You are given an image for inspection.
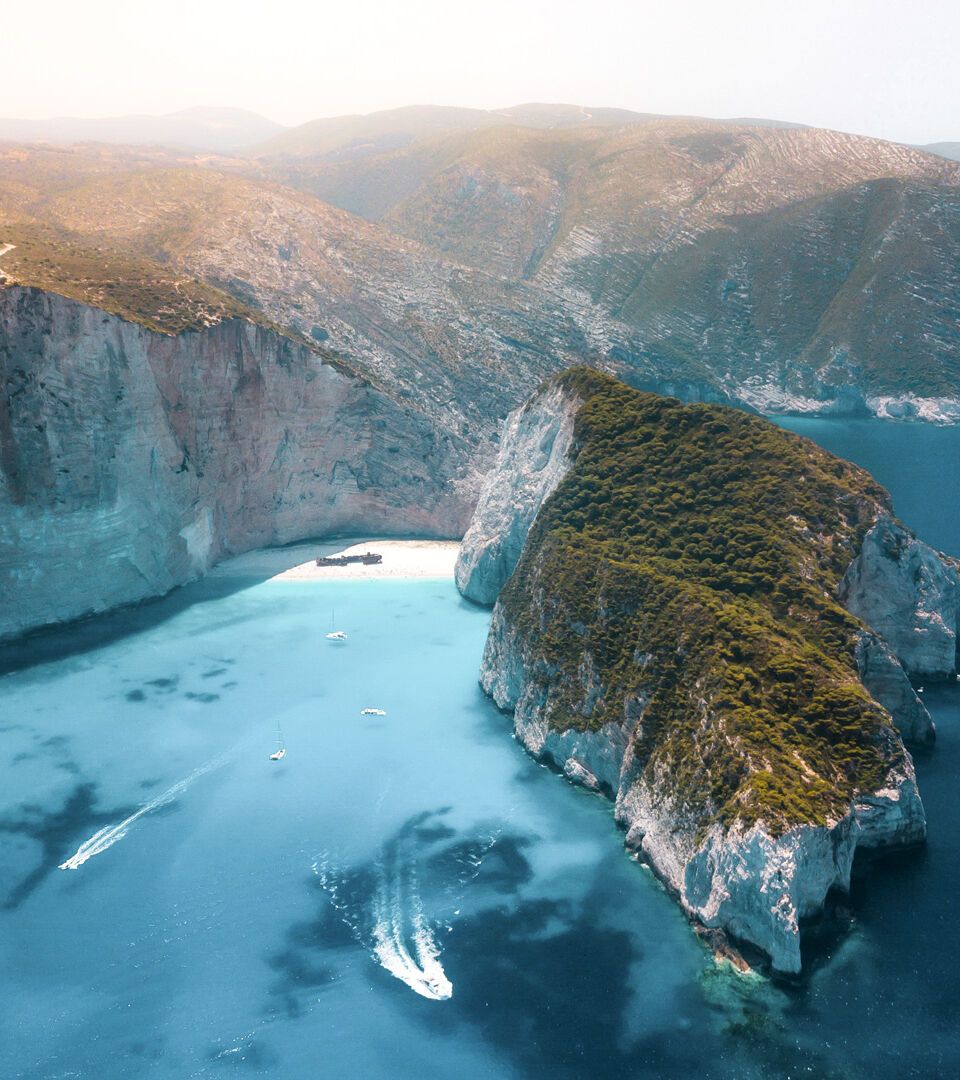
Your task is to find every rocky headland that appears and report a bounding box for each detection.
[457,368,960,974]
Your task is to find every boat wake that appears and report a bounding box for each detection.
[371,856,453,1001]
[58,755,227,870]
[309,809,514,1002]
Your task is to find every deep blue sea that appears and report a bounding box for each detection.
[1,418,958,1080]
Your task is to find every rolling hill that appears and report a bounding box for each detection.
[3,107,960,426]
[263,119,960,413]
[0,152,723,451]
[0,107,284,153]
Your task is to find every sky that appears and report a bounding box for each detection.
[2,0,958,144]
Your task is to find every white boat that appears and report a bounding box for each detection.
[326,610,347,641]
[361,708,387,716]
[269,720,286,761]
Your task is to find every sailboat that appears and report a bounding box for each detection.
[325,608,347,642]
[269,719,286,761]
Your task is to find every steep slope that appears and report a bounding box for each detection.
[297,120,960,417]
[5,117,960,426]
[0,286,473,642]
[6,164,725,446]
[458,369,960,972]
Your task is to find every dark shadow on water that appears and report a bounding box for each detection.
[145,676,179,691]
[265,945,339,1020]
[266,810,536,1020]
[266,867,375,1017]
[0,533,460,678]
[428,834,534,895]
[0,578,257,678]
[0,783,138,909]
[264,808,747,1077]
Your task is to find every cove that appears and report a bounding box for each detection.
[0,415,958,1078]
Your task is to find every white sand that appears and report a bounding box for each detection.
[209,539,460,581]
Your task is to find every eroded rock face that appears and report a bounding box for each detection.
[0,287,475,641]
[481,602,926,975]
[455,380,581,604]
[840,514,960,681]
[854,631,936,744]
[464,372,945,974]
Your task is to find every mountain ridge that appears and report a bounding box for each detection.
[3,111,960,423]
[0,107,284,153]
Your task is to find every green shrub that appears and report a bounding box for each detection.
[501,369,901,834]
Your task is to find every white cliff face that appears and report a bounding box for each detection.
[840,514,960,681]
[468,378,941,975]
[480,607,926,975]
[854,631,935,744]
[0,287,475,641]
[454,381,581,604]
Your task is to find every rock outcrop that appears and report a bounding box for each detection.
[840,514,960,681]
[854,632,936,745]
[455,380,580,604]
[481,594,926,976]
[462,369,952,975]
[0,286,475,641]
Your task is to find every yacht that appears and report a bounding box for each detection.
[269,720,286,761]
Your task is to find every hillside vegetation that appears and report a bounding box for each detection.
[501,369,902,833]
[263,119,960,403]
[3,109,960,421]
[0,152,721,445]
[0,223,268,334]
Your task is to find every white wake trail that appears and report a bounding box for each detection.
[371,851,452,1001]
[59,755,227,870]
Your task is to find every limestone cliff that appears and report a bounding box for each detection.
[455,380,581,604]
[461,369,954,974]
[0,286,474,641]
[840,514,960,681]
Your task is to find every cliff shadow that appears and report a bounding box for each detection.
[0,533,456,677]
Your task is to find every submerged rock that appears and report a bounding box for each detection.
[464,368,952,974]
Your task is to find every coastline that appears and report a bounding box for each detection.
[208,538,460,581]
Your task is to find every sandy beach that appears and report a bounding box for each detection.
[209,538,460,581]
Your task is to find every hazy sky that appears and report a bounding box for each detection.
[4,0,958,143]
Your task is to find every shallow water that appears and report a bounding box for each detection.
[0,418,958,1079]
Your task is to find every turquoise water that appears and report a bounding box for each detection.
[1,418,959,1079]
